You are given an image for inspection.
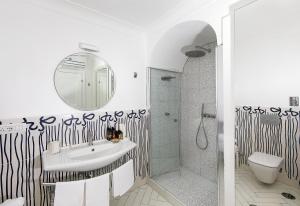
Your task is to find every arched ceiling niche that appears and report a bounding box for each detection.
[149,20,217,72]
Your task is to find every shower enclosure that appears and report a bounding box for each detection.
[148,25,219,206]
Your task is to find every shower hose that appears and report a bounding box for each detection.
[195,103,209,150]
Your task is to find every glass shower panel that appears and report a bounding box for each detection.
[150,68,181,177]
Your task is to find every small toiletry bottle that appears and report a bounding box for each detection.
[106,127,112,141]
[111,127,116,139]
[48,141,60,154]
[119,124,126,137]
[115,130,119,139]
[118,130,123,139]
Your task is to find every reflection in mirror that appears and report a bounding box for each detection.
[54,52,115,111]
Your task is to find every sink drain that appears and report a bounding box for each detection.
[282,192,296,200]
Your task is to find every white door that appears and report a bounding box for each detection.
[55,69,85,108]
[96,69,108,107]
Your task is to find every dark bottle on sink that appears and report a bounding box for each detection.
[111,127,116,139]
[116,130,123,139]
[106,127,113,141]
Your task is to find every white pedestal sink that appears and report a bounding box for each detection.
[42,138,136,172]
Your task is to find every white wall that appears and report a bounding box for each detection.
[232,0,300,107]
[0,0,146,119]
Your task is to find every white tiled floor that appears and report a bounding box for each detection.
[111,184,173,206]
[236,166,300,206]
[152,168,217,206]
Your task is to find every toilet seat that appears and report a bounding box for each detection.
[248,152,283,168]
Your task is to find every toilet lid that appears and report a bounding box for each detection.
[248,152,283,168]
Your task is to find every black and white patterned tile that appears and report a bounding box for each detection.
[0,109,149,206]
[235,106,300,186]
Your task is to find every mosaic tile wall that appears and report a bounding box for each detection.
[180,43,217,182]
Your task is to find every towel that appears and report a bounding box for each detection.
[0,197,25,206]
[54,180,85,206]
[112,159,134,197]
[85,174,110,206]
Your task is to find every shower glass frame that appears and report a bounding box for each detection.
[216,45,224,206]
[147,67,182,177]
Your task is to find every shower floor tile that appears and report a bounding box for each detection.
[152,167,218,206]
[236,166,300,206]
[111,184,173,206]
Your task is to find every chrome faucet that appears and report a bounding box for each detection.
[87,134,94,146]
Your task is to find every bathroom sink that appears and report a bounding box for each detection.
[42,138,136,172]
[67,142,122,161]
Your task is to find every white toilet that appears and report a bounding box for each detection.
[248,152,283,184]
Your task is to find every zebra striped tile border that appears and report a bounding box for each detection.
[0,109,149,206]
[235,106,300,185]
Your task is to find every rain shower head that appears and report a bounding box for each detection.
[181,45,211,58]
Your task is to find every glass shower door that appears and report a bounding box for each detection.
[150,68,181,177]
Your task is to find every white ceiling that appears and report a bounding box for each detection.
[67,0,186,28]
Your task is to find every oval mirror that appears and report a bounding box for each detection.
[54,52,115,111]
